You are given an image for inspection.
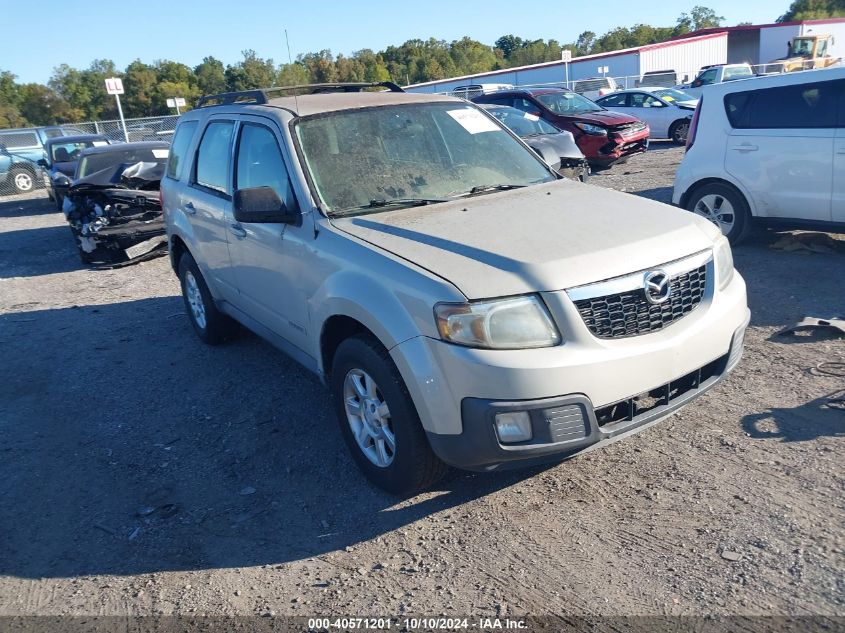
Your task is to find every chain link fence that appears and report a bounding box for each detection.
[61,114,180,143]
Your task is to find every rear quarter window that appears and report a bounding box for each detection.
[166,120,199,180]
[724,79,841,129]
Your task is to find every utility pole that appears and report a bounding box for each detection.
[105,77,128,142]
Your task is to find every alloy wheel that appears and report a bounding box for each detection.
[343,368,395,467]
[694,193,735,236]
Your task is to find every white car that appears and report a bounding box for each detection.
[571,76,620,101]
[673,67,845,244]
[678,64,756,99]
[596,87,698,144]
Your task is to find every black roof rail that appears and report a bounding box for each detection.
[196,82,404,108]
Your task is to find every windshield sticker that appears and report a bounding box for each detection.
[92,141,109,146]
[152,149,169,159]
[447,109,500,134]
[523,113,540,121]
[662,96,675,102]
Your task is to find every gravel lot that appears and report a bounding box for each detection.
[1,144,843,624]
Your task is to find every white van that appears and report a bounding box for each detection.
[673,67,845,244]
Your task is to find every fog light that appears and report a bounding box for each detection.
[495,411,533,443]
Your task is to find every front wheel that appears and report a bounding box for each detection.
[10,169,34,194]
[669,119,690,145]
[330,334,448,495]
[686,182,751,245]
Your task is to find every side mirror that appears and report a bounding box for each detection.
[37,158,48,168]
[233,186,299,224]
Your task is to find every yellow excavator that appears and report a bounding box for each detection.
[764,34,838,73]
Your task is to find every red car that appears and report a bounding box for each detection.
[473,87,649,168]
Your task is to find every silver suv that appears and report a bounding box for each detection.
[162,83,750,494]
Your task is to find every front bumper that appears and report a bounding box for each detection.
[427,318,746,471]
[390,270,749,470]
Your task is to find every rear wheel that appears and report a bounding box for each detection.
[330,334,448,495]
[686,182,751,245]
[669,119,690,145]
[178,252,236,345]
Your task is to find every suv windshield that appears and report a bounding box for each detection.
[534,91,603,115]
[486,106,561,136]
[294,103,554,215]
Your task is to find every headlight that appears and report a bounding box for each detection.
[574,122,607,136]
[713,236,734,290]
[434,295,561,349]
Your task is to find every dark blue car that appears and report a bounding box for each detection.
[40,134,111,209]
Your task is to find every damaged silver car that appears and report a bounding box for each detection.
[478,104,590,181]
[63,141,170,266]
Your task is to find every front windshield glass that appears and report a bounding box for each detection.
[294,103,554,215]
[487,107,561,136]
[78,148,169,178]
[535,91,603,115]
[653,88,697,102]
[792,38,814,56]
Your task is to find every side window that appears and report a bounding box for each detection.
[599,93,628,107]
[630,93,661,108]
[43,128,63,139]
[194,121,234,195]
[725,80,839,129]
[235,124,298,211]
[698,69,718,86]
[166,120,198,180]
[512,98,537,112]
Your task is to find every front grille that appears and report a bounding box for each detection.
[574,265,707,339]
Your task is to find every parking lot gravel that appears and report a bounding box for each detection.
[0,144,843,621]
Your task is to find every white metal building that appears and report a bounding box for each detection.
[405,33,727,93]
[404,18,845,94]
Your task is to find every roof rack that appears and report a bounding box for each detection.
[196,82,405,108]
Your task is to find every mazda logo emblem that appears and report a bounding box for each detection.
[644,270,671,305]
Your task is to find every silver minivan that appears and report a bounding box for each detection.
[163,83,749,494]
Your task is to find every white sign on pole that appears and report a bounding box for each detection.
[561,50,572,62]
[175,97,186,107]
[104,77,124,95]
[597,66,609,75]
[166,98,176,108]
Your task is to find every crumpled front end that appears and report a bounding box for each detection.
[63,162,167,266]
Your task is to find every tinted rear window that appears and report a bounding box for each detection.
[724,79,841,129]
[166,120,198,180]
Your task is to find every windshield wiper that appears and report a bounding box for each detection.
[452,184,527,198]
[331,197,450,217]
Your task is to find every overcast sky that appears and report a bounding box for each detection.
[5,0,784,84]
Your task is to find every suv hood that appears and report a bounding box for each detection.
[332,180,717,299]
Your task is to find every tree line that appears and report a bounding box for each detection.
[1,1,840,128]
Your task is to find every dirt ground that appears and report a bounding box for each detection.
[0,144,843,625]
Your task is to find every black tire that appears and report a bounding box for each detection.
[9,168,34,194]
[177,252,236,345]
[330,334,448,495]
[686,182,752,245]
[669,119,690,145]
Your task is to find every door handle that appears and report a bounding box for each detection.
[230,223,247,238]
[184,201,196,215]
[731,144,758,152]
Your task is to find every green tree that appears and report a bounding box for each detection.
[17,83,75,125]
[278,62,311,86]
[778,0,845,20]
[494,35,524,59]
[225,50,277,91]
[575,31,596,55]
[676,5,724,32]
[123,60,158,117]
[299,50,339,83]
[194,56,226,96]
